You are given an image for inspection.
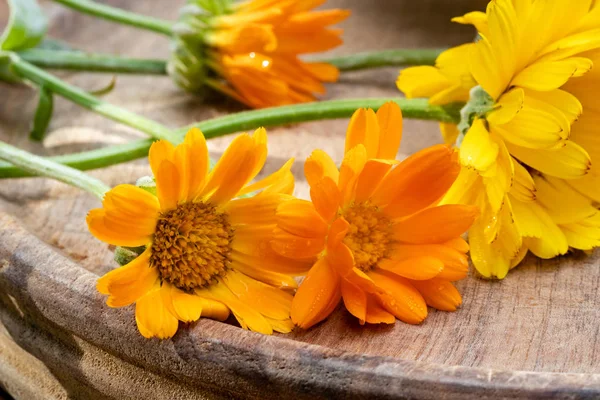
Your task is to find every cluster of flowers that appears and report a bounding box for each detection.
[398,0,600,278]
[89,102,477,338]
[87,0,600,338]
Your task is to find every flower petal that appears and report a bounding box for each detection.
[344,108,380,159]
[410,279,462,311]
[310,176,341,221]
[291,257,341,329]
[275,198,328,238]
[369,271,428,324]
[341,279,367,324]
[135,283,179,339]
[87,185,160,247]
[376,101,403,159]
[377,257,444,280]
[155,160,181,211]
[373,144,460,218]
[304,149,339,188]
[392,204,479,244]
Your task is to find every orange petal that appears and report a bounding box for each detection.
[338,144,367,205]
[344,108,380,159]
[354,159,394,203]
[301,61,339,82]
[204,280,273,334]
[291,258,341,329]
[369,271,428,324]
[230,259,298,289]
[365,294,396,324]
[224,192,289,226]
[389,244,468,281]
[238,158,295,196]
[304,149,339,188]
[204,129,267,204]
[271,226,326,259]
[341,279,367,324]
[135,283,179,339]
[376,102,403,159]
[97,248,158,308]
[310,176,341,221]
[221,270,293,321]
[274,28,343,54]
[410,279,462,311]
[87,185,159,247]
[183,128,209,200]
[372,144,460,217]
[392,204,479,244]
[155,160,181,211]
[377,257,444,280]
[148,140,175,178]
[276,198,328,238]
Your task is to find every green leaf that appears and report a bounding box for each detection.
[0,0,48,51]
[29,85,54,141]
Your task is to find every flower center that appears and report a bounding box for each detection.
[341,202,393,272]
[150,202,233,291]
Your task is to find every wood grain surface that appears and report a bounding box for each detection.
[2,0,600,399]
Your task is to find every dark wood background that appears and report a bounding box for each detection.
[2,1,600,398]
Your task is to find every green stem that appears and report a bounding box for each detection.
[18,48,441,75]
[325,49,441,70]
[8,53,181,144]
[0,140,109,198]
[52,0,173,36]
[0,98,462,178]
[18,49,167,74]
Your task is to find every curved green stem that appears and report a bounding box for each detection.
[0,98,462,178]
[18,48,441,75]
[52,0,173,36]
[0,140,109,198]
[8,54,181,144]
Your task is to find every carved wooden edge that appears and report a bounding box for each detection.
[1,212,599,400]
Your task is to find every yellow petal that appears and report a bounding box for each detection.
[169,285,204,323]
[487,88,524,126]
[511,57,593,91]
[135,283,179,339]
[275,198,328,238]
[183,128,210,200]
[460,118,499,172]
[452,11,489,37]
[440,123,460,146]
[224,192,289,226]
[148,140,175,179]
[205,280,273,334]
[506,140,591,179]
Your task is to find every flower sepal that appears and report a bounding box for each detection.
[456,85,494,146]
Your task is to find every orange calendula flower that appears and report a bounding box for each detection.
[271,102,479,329]
[87,128,303,338]
[169,0,350,108]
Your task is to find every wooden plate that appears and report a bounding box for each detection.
[1,1,599,399]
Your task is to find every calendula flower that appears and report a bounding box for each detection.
[168,0,349,108]
[271,102,478,329]
[87,127,304,338]
[398,0,600,278]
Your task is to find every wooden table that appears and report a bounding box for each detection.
[2,1,599,399]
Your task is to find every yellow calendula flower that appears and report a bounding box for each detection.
[87,128,305,338]
[271,102,478,329]
[398,0,600,278]
[169,0,349,108]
